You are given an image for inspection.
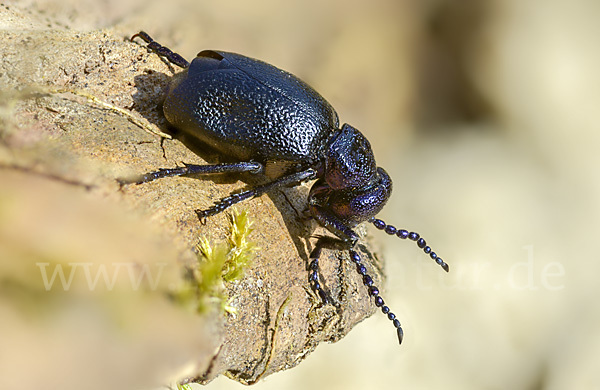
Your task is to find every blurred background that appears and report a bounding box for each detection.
[7,0,600,388]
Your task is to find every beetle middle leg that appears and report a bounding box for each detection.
[195,168,317,222]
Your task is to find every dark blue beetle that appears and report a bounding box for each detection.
[131,31,449,345]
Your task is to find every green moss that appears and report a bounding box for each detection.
[222,208,258,282]
[171,209,258,314]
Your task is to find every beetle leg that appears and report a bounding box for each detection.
[309,204,360,246]
[131,31,190,69]
[125,161,264,185]
[195,168,317,222]
[307,244,331,304]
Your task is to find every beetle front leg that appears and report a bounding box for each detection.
[308,204,360,246]
[307,243,332,304]
[306,235,357,304]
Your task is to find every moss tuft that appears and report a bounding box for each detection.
[171,209,258,314]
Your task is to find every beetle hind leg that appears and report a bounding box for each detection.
[131,31,190,69]
[119,161,264,186]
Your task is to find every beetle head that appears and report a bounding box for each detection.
[309,166,393,231]
[309,124,392,233]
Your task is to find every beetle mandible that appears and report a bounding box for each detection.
[130,31,449,345]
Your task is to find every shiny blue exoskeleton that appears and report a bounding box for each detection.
[131,31,449,345]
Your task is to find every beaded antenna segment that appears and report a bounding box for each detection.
[371,218,449,272]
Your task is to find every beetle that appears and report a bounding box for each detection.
[130,31,449,344]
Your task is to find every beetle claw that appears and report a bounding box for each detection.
[195,209,208,225]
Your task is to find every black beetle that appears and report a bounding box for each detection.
[130,31,449,345]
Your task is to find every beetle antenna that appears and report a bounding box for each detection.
[370,218,449,272]
[349,249,404,344]
[309,243,404,344]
